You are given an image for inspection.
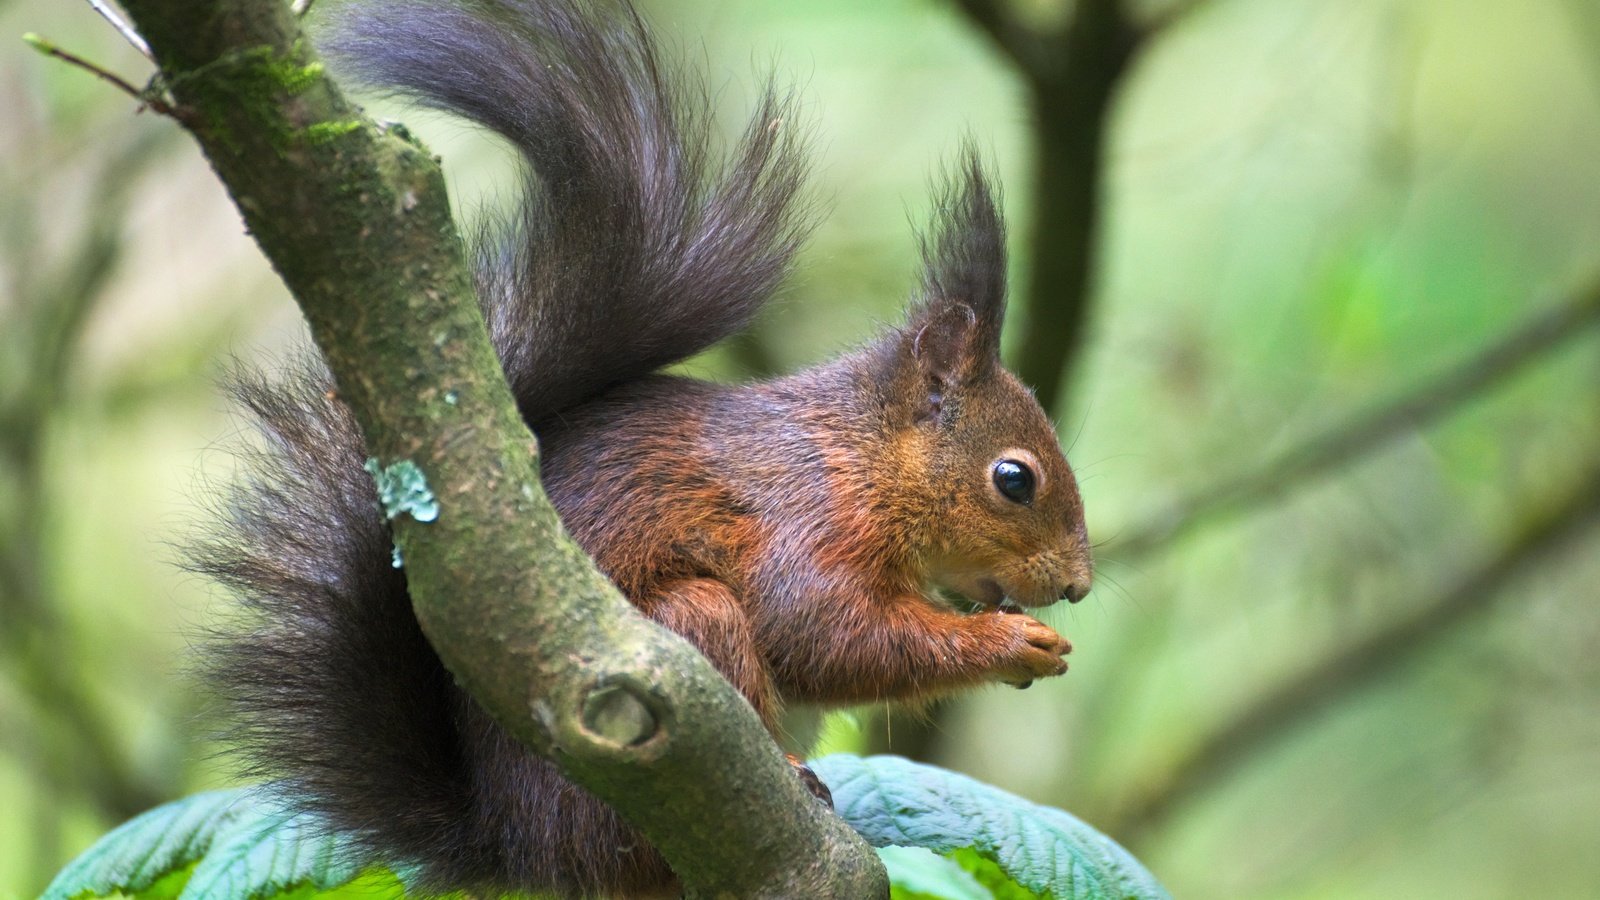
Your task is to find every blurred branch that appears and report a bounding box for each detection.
[951,0,1057,76]
[0,127,176,853]
[953,0,1220,415]
[950,0,1142,417]
[1110,281,1600,560]
[1106,462,1600,844]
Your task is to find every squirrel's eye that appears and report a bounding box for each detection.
[992,459,1036,505]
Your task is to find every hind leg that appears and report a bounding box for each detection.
[643,578,779,729]
[644,580,828,804]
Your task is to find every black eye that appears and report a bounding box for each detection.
[992,459,1036,505]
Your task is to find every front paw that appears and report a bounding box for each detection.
[990,613,1071,687]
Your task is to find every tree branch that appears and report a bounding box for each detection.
[1105,462,1600,844]
[108,1,884,895]
[1111,281,1600,560]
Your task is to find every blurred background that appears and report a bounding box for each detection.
[4,0,1599,897]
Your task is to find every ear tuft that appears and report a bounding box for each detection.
[905,144,1007,385]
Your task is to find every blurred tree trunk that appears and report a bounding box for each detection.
[871,0,1180,764]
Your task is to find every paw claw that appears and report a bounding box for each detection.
[786,753,834,808]
[993,615,1072,684]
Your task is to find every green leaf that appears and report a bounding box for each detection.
[42,787,389,900]
[880,845,994,900]
[179,799,364,898]
[948,848,1044,900]
[814,754,1170,900]
[43,789,252,900]
[95,862,198,900]
[56,759,1163,900]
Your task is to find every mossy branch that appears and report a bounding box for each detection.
[106,1,884,896]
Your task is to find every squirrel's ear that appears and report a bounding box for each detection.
[906,301,979,411]
[879,147,1007,424]
[898,147,1006,408]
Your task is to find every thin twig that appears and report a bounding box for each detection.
[22,34,182,120]
[1112,281,1600,560]
[86,0,152,59]
[1106,463,1600,844]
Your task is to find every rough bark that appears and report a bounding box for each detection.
[114,1,885,895]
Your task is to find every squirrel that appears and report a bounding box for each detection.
[193,0,1093,897]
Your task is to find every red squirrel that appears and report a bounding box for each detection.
[195,0,1092,896]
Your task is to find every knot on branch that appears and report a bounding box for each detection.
[551,673,672,762]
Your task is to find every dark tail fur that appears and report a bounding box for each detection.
[324,0,811,423]
[193,0,812,894]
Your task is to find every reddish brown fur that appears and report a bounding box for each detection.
[539,320,1091,725]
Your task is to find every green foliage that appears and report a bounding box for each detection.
[46,756,1167,900]
[946,848,1046,900]
[814,755,1170,900]
[42,790,240,900]
[41,788,382,900]
[882,846,992,900]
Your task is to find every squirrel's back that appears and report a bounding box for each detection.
[194,0,812,895]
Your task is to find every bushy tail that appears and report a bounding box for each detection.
[324,0,813,422]
[193,0,812,893]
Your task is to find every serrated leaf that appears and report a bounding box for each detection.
[254,868,408,899]
[43,787,388,900]
[43,790,252,900]
[814,755,1170,900]
[880,845,994,900]
[177,797,365,899]
[948,848,1043,900]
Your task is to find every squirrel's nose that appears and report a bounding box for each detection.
[1061,581,1089,604]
